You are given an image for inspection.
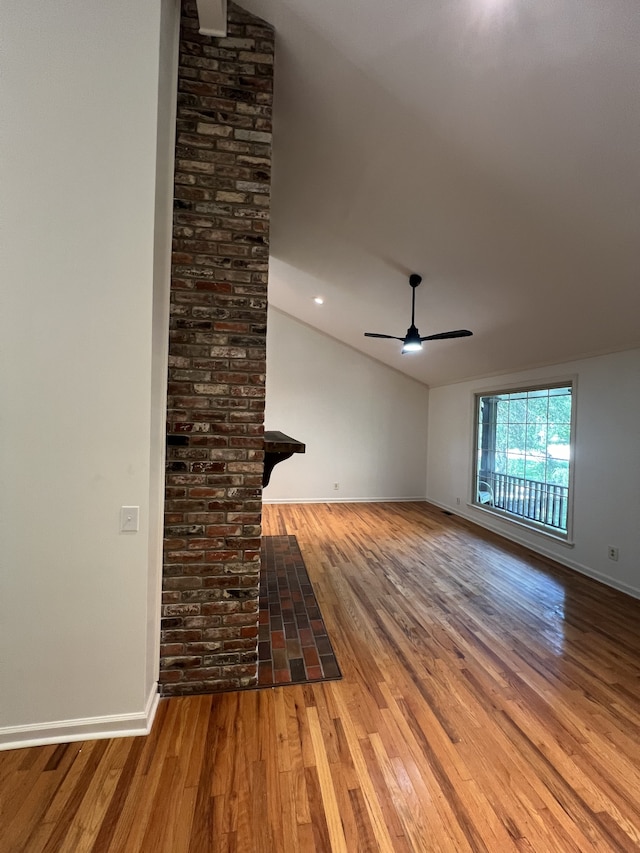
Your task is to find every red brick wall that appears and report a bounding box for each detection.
[161,1,273,695]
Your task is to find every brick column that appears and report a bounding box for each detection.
[161,0,273,695]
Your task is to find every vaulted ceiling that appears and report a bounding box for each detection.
[238,0,640,386]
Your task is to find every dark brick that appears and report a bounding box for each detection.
[161,0,271,696]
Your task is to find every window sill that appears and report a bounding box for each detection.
[469,501,575,547]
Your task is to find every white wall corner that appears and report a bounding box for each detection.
[0,685,160,752]
[196,0,227,36]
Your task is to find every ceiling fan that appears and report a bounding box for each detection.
[364,274,473,354]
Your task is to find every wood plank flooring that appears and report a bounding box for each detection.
[2,501,640,852]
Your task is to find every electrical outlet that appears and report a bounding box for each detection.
[333,482,339,490]
[607,546,619,561]
[456,497,461,505]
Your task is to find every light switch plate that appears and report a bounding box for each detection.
[120,506,140,532]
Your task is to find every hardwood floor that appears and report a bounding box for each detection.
[2,501,640,852]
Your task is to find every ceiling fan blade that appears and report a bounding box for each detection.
[364,332,404,340]
[420,329,473,341]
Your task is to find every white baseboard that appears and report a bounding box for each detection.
[0,683,160,752]
[428,498,640,601]
[262,496,427,505]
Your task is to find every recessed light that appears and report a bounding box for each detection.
[313,296,324,305]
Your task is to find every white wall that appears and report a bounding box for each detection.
[427,349,640,598]
[0,0,179,748]
[264,308,429,502]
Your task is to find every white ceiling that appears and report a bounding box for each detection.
[240,0,640,386]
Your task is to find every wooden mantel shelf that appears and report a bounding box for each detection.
[263,431,305,487]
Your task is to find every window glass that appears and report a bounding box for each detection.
[474,383,573,536]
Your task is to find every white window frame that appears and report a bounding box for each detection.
[471,378,576,543]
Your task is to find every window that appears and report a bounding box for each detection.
[473,383,574,537]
